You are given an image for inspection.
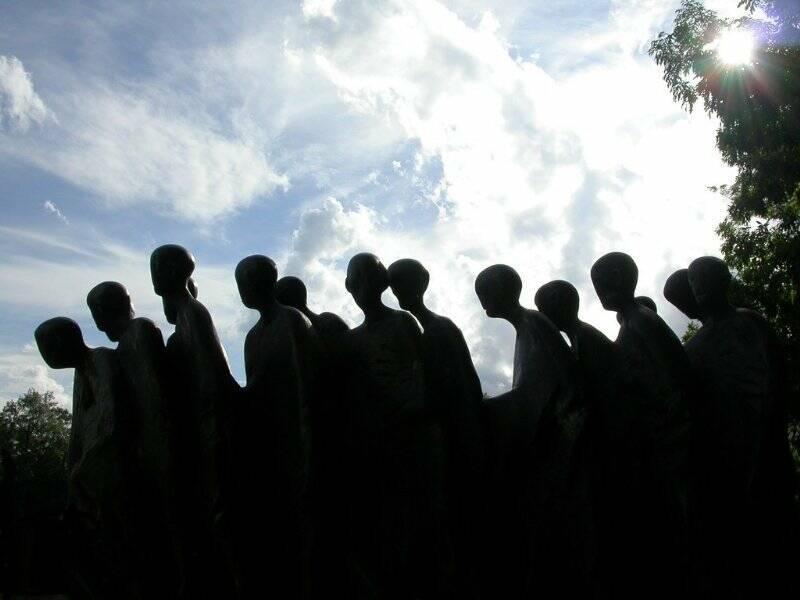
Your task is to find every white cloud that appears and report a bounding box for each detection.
[274,0,733,389]
[43,200,69,224]
[303,0,340,21]
[0,344,70,407]
[0,0,739,394]
[0,55,49,132]
[8,87,288,223]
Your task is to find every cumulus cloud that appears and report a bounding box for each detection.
[0,0,739,394]
[271,0,734,388]
[0,344,70,407]
[0,55,49,132]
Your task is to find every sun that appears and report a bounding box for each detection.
[714,29,754,65]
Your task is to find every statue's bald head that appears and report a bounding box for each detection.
[346,253,389,309]
[236,255,278,310]
[535,280,578,332]
[475,264,522,319]
[664,268,704,321]
[35,317,87,369]
[150,244,195,296]
[591,252,638,312]
[276,276,307,311]
[87,282,133,342]
[388,258,429,311]
[688,256,731,314]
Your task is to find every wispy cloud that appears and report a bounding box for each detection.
[0,55,50,132]
[8,87,289,223]
[43,200,69,224]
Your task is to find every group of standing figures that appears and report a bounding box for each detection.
[33,245,797,600]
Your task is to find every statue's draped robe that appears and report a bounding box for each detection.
[165,298,239,598]
[116,318,181,597]
[240,305,319,599]
[483,309,590,598]
[610,306,691,600]
[419,314,486,598]
[346,310,449,599]
[686,309,797,597]
[68,348,138,597]
[303,311,351,599]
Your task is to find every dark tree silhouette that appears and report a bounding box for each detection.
[0,388,72,592]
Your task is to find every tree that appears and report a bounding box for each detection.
[0,389,71,518]
[1,389,72,591]
[650,1,800,413]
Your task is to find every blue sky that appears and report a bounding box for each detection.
[0,0,744,406]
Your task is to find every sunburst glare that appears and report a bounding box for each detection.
[714,29,754,65]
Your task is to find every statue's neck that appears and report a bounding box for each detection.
[408,302,434,329]
[507,304,526,330]
[300,304,317,322]
[618,298,639,321]
[257,298,280,321]
[169,288,193,308]
[564,320,579,346]
[117,316,134,338]
[362,299,391,323]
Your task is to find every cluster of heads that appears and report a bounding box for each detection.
[664,256,733,322]
[34,245,733,371]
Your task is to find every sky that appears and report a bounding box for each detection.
[0,0,747,407]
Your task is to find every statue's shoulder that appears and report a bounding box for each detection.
[394,308,422,335]
[318,311,349,334]
[578,320,611,342]
[628,305,676,345]
[91,345,117,363]
[425,313,463,344]
[525,307,554,330]
[127,317,163,342]
[186,297,214,323]
[429,312,457,330]
[282,304,312,331]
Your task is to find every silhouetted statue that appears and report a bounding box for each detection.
[534,279,619,593]
[475,266,589,599]
[235,256,318,599]
[591,252,690,600]
[150,244,239,599]
[34,317,138,598]
[275,275,350,599]
[664,269,705,322]
[344,252,449,599]
[87,281,182,597]
[388,258,486,598]
[686,256,797,597]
